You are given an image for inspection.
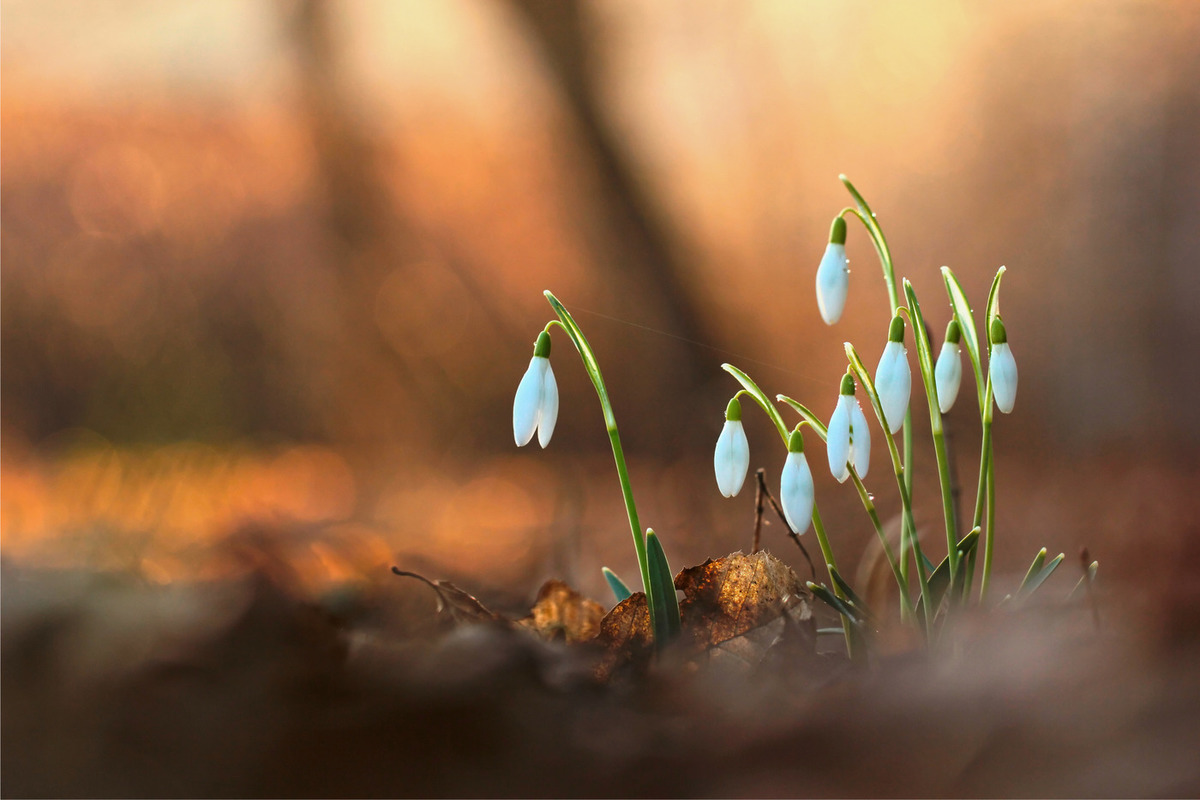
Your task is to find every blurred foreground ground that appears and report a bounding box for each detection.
[4,544,1200,797]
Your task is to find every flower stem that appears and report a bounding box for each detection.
[542,292,663,630]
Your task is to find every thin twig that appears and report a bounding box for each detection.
[752,469,766,553]
[754,468,817,580]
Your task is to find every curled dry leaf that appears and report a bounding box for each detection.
[518,580,606,643]
[676,550,815,666]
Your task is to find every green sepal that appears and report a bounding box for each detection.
[840,372,856,396]
[787,426,805,453]
[646,530,682,646]
[888,314,906,343]
[989,317,1008,345]
[533,330,552,358]
[829,215,847,245]
[724,396,743,422]
[944,319,961,345]
[602,567,632,604]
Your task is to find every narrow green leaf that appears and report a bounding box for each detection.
[916,528,980,617]
[940,267,985,412]
[776,395,828,441]
[984,266,1007,339]
[601,567,632,604]
[1067,560,1100,601]
[722,364,789,443]
[646,530,681,643]
[1018,552,1065,599]
[902,280,941,424]
[1019,547,1048,592]
[807,581,863,627]
[829,566,875,624]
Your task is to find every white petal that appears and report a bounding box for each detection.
[826,395,852,482]
[713,420,750,497]
[849,399,871,479]
[780,451,815,535]
[513,357,547,446]
[874,341,911,434]
[815,243,849,325]
[537,361,559,447]
[990,342,1018,414]
[935,341,962,413]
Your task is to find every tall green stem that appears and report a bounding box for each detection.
[902,282,960,590]
[840,176,916,601]
[542,293,654,614]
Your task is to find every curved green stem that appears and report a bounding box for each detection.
[543,292,654,619]
[902,282,960,591]
[843,344,932,633]
[776,393,911,616]
[840,175,916,609]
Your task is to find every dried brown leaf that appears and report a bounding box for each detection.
[391,568,507,627]
[518,580,606,643]
[676,550,815,663]
[592,592,653,680]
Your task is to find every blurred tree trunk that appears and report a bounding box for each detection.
[504,0,711,389]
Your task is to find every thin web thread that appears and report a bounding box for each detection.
[568,304,832,389]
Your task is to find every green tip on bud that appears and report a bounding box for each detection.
[724,396,742,422]
[839,372,856,395]
[533,330,552,358]
[829,216,847,245]
[887,314,906,343]
[944,319,961,344]
[989,317,1008,345]
[787,426,805,454]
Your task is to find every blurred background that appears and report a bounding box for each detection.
[4,0,1200,610]
[8,2,1200,796]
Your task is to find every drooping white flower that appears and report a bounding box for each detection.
[714,397,750,497]
[874,315,911,433]
[989,318,1018,414]
[815,217,849,325]
[513,331,559,447]
[934,319,963,413]
[827,373,870,482]
[849,395,871,478]
[780,427,815,535]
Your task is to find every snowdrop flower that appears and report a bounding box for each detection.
[513,331,559,447]
[714,397,750,497]
[934,319,963,413]
[780,426,815,535]
[815,216,849,325]
[826,373,871,483]
[989,318,1018,414]
[873,315,911,433]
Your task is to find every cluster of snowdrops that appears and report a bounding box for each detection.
[511,176,1088,656]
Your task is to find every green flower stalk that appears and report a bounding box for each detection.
[518,291,681,646]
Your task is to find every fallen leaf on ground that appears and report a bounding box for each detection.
[676,550,815,666]
[518,580,606,643]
